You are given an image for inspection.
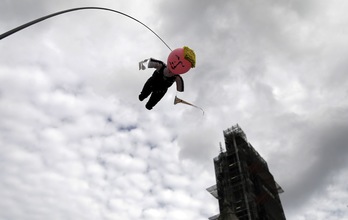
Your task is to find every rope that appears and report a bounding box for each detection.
[0,7,172,51]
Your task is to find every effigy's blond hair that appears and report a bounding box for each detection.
[183,46,196,68]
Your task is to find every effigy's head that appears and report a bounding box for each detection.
[167,46,196,75]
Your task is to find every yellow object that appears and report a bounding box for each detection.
[183,46,196,68]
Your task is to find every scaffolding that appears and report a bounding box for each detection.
[207,125,286,220]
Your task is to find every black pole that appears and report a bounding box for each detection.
[0,7,172,51]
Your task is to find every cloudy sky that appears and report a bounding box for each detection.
[1,0,348,219]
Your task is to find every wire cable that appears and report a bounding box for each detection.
[0,7,172,51]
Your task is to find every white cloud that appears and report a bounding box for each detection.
[1,0,348,220]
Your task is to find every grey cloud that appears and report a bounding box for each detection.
[284,118,348,208]
[1,0,348,220]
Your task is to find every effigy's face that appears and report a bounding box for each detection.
[167,48,191,74]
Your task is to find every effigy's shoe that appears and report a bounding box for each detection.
[139,94,146,101]
[145,103,153,110]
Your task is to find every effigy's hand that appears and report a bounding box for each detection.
[138,59,148,70]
